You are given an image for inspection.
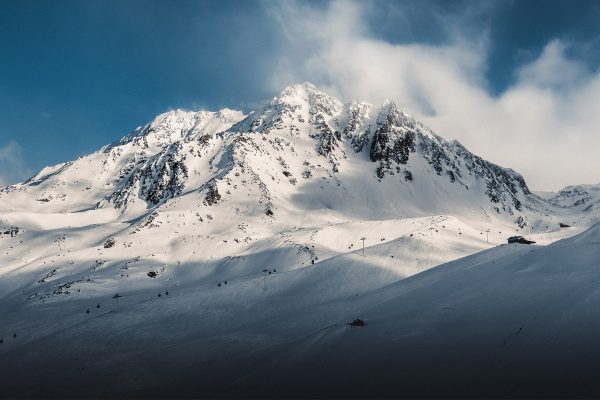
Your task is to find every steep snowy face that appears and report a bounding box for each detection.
[99,142,189,209]
[231,83,346,170]
[338,101,373,152]
[341,100,534,216]
[369,102,418,175]
[444,140,533,213]
[96,110,247,210]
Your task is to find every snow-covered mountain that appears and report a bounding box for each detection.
[1,83,598,398]
[547,183,600,213]
[1,83,550,221]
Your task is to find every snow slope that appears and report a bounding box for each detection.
[211,222,600,398]
[2,223,600,397]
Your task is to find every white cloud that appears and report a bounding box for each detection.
[0,141,32,186]
[265,0,600,191]
[516,40,590,90]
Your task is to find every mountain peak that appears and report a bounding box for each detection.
[274,82,342,112]
[118,108,244,148]
[232,83,342,134]
[278,82,320,97]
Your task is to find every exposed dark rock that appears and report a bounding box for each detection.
[370,104,416,177]
[203,180,221,206]
[103,142,189,209]
[343,102,372,152]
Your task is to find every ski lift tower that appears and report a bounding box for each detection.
[361,237,366,257]
[112,293,122,313]
[262,268,269,291]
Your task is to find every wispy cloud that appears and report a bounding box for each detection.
[0,141,32,186]
[264,0,600,191]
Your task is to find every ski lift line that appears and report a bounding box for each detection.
[16,215,454,319]
[358,215,449,255]
[24,215,450,306]
[210,217,446,285]
[129,215,450,296]
[109,243,376,303]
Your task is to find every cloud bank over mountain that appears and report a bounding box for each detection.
[265,0,600,191]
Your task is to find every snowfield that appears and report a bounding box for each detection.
[1,83,598,397]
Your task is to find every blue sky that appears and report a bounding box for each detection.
[2,0,600,189]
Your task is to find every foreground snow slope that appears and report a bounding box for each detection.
[0,216,490,397]
[219,222,600,398]
[2,223,600,397]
